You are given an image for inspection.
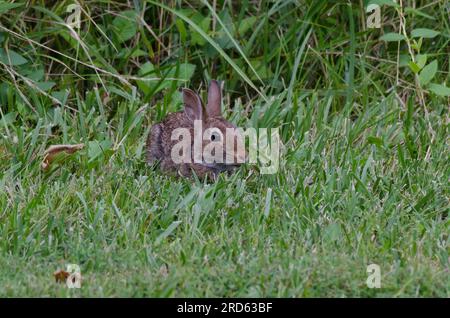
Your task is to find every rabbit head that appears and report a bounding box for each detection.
[180,80,246,174]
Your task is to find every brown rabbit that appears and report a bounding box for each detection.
[146,80,246,179]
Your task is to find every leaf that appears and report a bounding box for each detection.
[216,10,234,49]
[175,18,187,43]
[237,16,257,35]
[399,54,411,67]
[428,83,450,96]
[88,139,112,163]
[42,144,84,170]
[405,8,436,20]
[411,28,440,39]
[178,9,210,46]
[137,62,156,94]
[249,58,273,80]
[52,90,70,104]
[0,48,28,66]
[380,33,405,42]
[408,54,427,74]
[191,16,210,46]
[166,63,196,82]
[35,81,56,91]
[131,48,147,58]
[411,38,422,51]
[20,67,45,81]
[0,2,24,14]
[415,54,427,70]
[112,10,137,43]
[137,62,195,95]
[408,62,420,74]
[0,112,17,126]
[419,60,437,86]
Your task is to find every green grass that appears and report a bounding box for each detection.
[0,0,449,297]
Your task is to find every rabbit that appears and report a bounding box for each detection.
[146,80,246,179]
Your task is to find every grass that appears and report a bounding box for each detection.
[0,0,449,297]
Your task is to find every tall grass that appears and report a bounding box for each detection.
[0,0,448,296]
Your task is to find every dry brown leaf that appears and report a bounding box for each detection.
[53,269,69,283]
[41,143,84,170]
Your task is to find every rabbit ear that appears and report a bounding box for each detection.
[183,88,203,121]
[206,80,222,117]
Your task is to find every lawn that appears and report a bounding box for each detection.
[0,0,448,297]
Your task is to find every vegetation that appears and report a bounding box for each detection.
[0,0,448,296]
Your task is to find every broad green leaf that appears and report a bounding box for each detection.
[428,83,450,96]
[380,33,405,42]
[178,9,210,46]
[131,49,147,58]
[52,90,70,104]
[112,10,137,43]
[408,62,421,74]
[0,48,27,65]
[399,54,411,67]
[165,63,196,84]
[137,62,156,94]
[405,8,436,20]
[175,18,187,43]
[419,60,437,86]
[411,28,440,39]
[415,54,427,70]
[411,38,423,51]
[238,16,257,35]
[249,58,273,80]
[137,62,195,95]
[35,81,56,91]
[216,10,234,49]
[191,16,210,46]
[0,112,16,126]
[0,2,23,14]
[27,68,45,81]
[138,61,155,77]
[18,66,45,81]
[88,139,112,163]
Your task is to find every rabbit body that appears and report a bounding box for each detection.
[146,80,245,179]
